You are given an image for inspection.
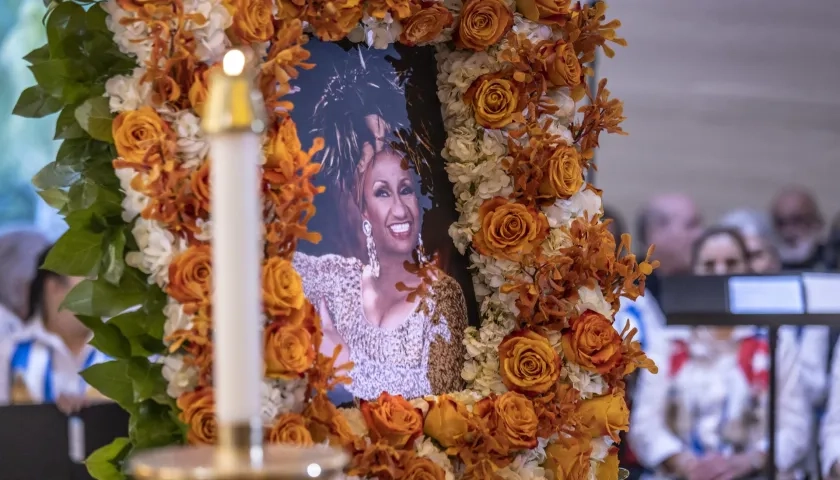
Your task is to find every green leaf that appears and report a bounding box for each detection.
[75,96,114,143]
[85,437,131,480]
[29,59,74,97]
[23,44,51,65]
[127,357,169,404]
[46,1,86,58]
[66,179,123,218]
[33,162,80,190]
[129,401,184,449]
[61,273,147,317]
[86,4,109,33]
[77,316,133,359]
[43,227,104,277]
[37,188,69,210]
[55,104,88,139]
[13,85,63,118]
[81,361,134,410]
[109,311,165,356]
[102,229,127,285]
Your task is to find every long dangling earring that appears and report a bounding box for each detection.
[363,219,380,278]
[416,233,429,264]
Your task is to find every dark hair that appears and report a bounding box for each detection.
[26,247,65,323]
[690,227,752,273]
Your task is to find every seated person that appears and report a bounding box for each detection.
[821,338,840,479]
[628,227,809,479]
[0,247,109,413]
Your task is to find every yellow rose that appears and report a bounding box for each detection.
[577,389,629,441]
[540,40,582,88]
[167,245,212,315]
[361,392,424,449]
[497,329,561,395]
[399,3,454,46]
[454,0,513,51]
[402,454,447,480]
[473,197,549,260]
[268,413,314,446]
[540,145,583,199]
[423,395,470,450]
[598,447,620,480]
[112,107,175,169]
[177,387,217,445]
[562,310,623,374]
[515,0,570,24]
[230,0,275,43]
[262,258,305,317]
[544,437,591,480]
[264,322,315,379]
[494,392,538,450]
[464,71,523,129]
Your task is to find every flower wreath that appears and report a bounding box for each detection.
[17,0,659,478]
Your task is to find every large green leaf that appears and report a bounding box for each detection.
[29,58,74,97]
[37,188,69,210]
[43,226,104,277]
[13,85,63,118]
[23,44,50,65]
[101,228,127,285]
[77,316,132,360]
[85,437,131,480]
[55,103,88,139]
[61,270,148,317]
[46,1,86,58]
[81,361,134,410]
[32,162,80,190]
[127,357,169,404]
[129,401,184,449]
[75,96,114,143]
[109,310,166,356]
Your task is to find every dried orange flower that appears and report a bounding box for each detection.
[229,0,275,43]
[260,20,314,112]
[264,321,316,379]
[267,412,314,446]
[399,2,453,46]
[177,386,217,444]
[498,330,561,395]
[304,393,362,448]
[167,245,212,315]
[360,392,424,449]
[575,387,629,441]
[188,64,218,116]
[112,107,177,174]
[262,258,305,317]
[307,0,364,41]
[276,0,308,19]
[544,435,592,479]
[474,392,539,450]
[189,160,211,214]
[423,395,470,452]
[348,442,403,480]
[515,0,569,25]
[473,197,549,261]
[565,1,626,63]
[462,458,501,480]
[464,70,525,129]
[401,454,447,480]
[562,310,622,374]
[366,0,414,21]
[573,79,627,158]
[538,40,582,89]
[506,132,583,207]
[454,0,513,51]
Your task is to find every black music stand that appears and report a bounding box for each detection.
[659,273,840,480]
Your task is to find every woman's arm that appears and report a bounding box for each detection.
[821,338,840,478]
[292,252,353,305]
[426,276,468,395]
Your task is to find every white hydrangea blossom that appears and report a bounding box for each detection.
[105,68,151,113]
[102,0,154,63]
[543,186,603,228]
[126,218,185,286]
[171,111,209,169]
[115,168,148,222]
[183,0,232,62]
[347,14,402,49]
[162,355,199,398]
[163,300,194,340]
[260,379,308,424]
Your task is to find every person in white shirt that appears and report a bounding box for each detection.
[0,229,50,337]
[820,338,840,479]
[629,227,809,479]
[0,247,109,413]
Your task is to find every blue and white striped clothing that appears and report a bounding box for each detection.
[0,320,109,405]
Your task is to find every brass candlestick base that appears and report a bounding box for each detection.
[129,423,349,480]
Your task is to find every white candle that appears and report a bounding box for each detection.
[207,49,263,426]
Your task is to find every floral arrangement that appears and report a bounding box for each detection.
[16,0,658,478]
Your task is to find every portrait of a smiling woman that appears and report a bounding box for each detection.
[290,40,474,401]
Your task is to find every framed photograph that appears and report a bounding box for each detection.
[290,40,478,402]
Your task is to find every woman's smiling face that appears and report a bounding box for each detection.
[361,149,420,258]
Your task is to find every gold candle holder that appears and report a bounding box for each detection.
[129,422,349,480]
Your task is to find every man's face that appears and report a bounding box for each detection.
[646,197,703,273]
[773,193,822,248]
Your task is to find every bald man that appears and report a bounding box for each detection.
[637,194,704,279]
[771,187,826,271]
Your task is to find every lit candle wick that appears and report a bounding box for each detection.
[223,49,246,76]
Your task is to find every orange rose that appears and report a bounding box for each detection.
[599,447,620,480]
[577,389,629,441]
[262,258,305,317]
[361,392,423,448]
[307,0,364,41]
[400,3,453,46]
[515,0,570,24]
[562,310,623,374]
[268,413,314,446]
[454,0,513,51]
[265,321,315,379]
[540,40,582,88]
[230,0,274,43]
[112,107,175,168]
[423,395,470,450]
[498,329,561,395]
[264,117,303,184]
[190,160,211,212]
[540,145,583,199]
[473,197,549,260]
[544,437,591,479]
[494,392,538,450]
[402,454,447,480]
[188,65,217,117]
[277,0,308,19]
[305,394,359,447]
[464,71,524,129]
[167,245,212,313]
[177,387,217,445]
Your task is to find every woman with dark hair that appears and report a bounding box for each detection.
[0,247,109,413]
[629,227,809,479]
[291,43,468,401]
